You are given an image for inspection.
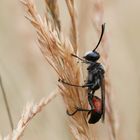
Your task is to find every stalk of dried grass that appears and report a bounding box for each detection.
[21,0,90,139]
[3,90,58,140]
[92,0,118,140]
[65,0,78,53]
[0,75,13,130]
[45,0,61,31]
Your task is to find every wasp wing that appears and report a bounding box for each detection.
[100,74,105,122]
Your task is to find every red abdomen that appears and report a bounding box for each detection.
[88,96,102,124]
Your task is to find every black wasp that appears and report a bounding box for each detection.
[59,24,105,124]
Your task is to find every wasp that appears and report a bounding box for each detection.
[59,24,105,124]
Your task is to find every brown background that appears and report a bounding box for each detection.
[0,0,140,140]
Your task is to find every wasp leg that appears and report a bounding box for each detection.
[58,79,84,87]
[88,92,95,110]
[66,93,95,116]
[67,106,94,116]
[66,107,91,116]
[66,109,79,116]
[58,78,94,88]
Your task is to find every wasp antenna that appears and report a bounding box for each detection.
[93,23,105,52]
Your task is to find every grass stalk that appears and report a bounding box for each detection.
[21,0,90,139]
[0,75,13,131]
[65,0,78,53]
[45,0,61,31]
[4,90,58,140]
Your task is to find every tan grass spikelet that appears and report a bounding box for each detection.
[21,0,90,139]
[65,0,78,53]
[4,90,58,140]
[45,0,61,31]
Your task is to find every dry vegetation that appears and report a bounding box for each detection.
[1,0,118,140]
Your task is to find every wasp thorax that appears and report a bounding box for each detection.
[83,51,100,62]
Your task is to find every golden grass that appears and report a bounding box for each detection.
[4,90,58,140]
[65,0,78,53]
[45,0,61,31]
[20,0,90,139]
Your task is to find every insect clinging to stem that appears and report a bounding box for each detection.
[59,23,106,124]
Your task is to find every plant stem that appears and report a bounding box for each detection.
[0,75,13,130]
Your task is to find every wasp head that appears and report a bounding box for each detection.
[83,23,105,62]
[83,51,100,62]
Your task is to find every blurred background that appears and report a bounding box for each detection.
[0,0,140,140]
